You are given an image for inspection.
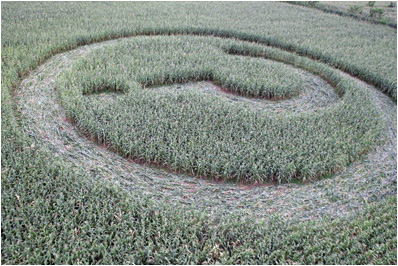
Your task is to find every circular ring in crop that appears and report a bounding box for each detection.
[17,35,395,220]
[54,35,386,184]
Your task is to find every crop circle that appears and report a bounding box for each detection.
[54,35,385,184]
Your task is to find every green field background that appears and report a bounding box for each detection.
[2,2,396,264]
